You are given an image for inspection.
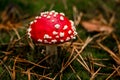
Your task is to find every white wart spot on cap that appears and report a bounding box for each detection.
[66,37,70,41]
[27,32,31,38]
[44,34,51,39]
[72,36,76,39]
[53,31,58,35]
[30,21,34,25]
[44,40,48,43]
[72,26,76,31]
[27,28,32,32]
[60,13,65,16]
[47,15,51,19]
[44,11,48,14]
[70,20,74,26]
[40,13,44,16]
[54,24,60,29]
[51,20,55,22]
[60,39,64,42]
[49,12,53,15]
[34,20,37,23]
[56,35,59,38]
[70,35,74,38]
[38,16,41,19]
[53,12,58,17]
[68,30,72,34]
[60,32,64,37]
[43,15,47,17]
[74,31,77,35]
[27,28,32,38]
[63,25,68,30]
[51,39,57,43]
[35,16,39,19]
[60,16,64,20]
[51,10,55,13]
[38,39,42,42]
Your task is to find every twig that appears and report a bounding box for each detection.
[11,55,19,80]
[12,27,21,40]
[60,37,93,73]
[113,65,120,76]
[106,66,120,80]
[0,60,12,79]
[90,67,101,80]
[73,6,83,26]
[97,42,120,65]
[21,71,53,80]
[75,51,90,73]
[70,65,81,80]
[112,33,120,55]
[15,58,49,69]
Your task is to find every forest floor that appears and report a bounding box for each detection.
[0,0,120,80]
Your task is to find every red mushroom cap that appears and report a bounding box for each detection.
[27,10,77,44]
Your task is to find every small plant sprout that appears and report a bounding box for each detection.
[27,10,77,65]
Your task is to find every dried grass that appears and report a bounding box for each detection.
[0,2,120,80]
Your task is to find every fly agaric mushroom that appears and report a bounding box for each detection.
[27,10,77,64]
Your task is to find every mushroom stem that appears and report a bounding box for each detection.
[46,45,58,65]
